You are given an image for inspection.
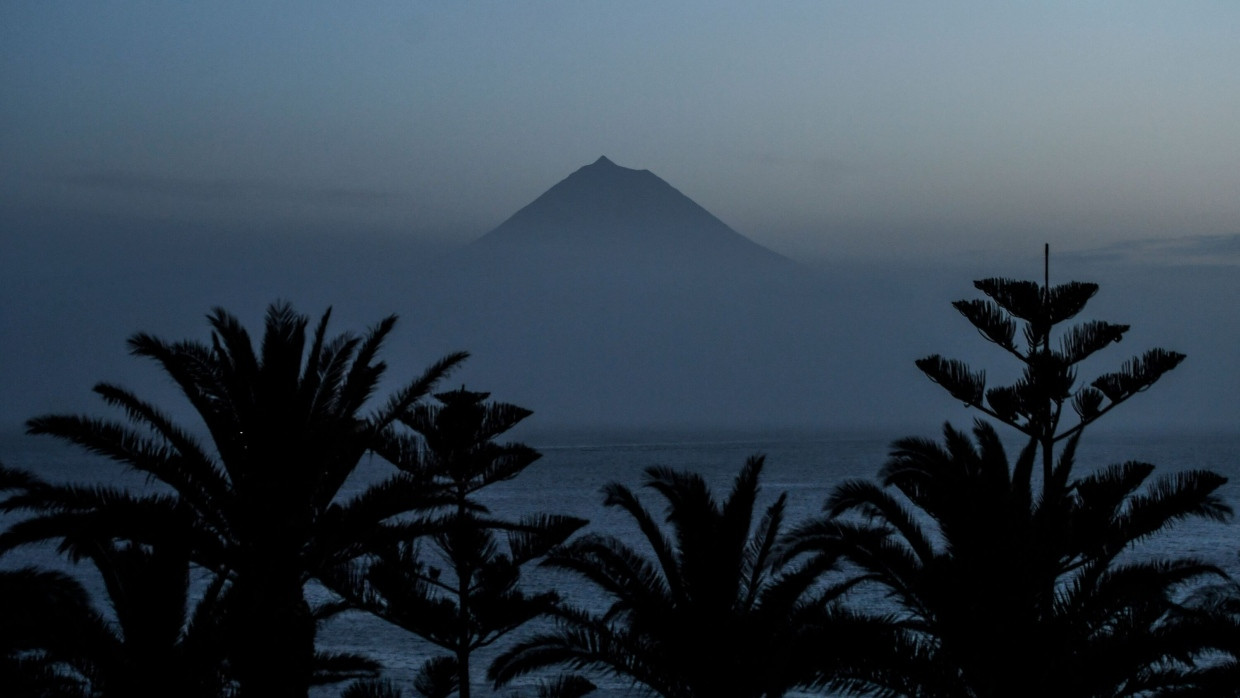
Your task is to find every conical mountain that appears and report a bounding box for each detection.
[400,156,879,430]
[471,156,794,272]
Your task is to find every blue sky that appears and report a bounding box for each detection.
[4,1,1239,263]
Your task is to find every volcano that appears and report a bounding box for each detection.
[403,156,896,431]
[473,156,790,269]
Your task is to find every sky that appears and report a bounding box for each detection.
[4,1,1240,263]
[1,2,1238,434]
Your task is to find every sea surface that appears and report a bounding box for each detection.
[3,427,1238,697]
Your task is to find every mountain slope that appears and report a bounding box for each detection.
[472,156,794,271]
[403,157,900,430]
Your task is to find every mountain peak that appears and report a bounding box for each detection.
[573,155,662,181]
[472,157,792,270]
[575,155,646,180]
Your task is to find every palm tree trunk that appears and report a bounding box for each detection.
[228,564,315,698]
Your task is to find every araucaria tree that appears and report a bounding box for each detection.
[330,387,586,698]
[916,265,1186,483]
[789,260,1234,697]
[1,303,467,698]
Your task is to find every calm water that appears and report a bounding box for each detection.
[3,427,1239,696]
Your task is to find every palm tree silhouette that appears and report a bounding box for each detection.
[0,532,228,697]
[1170,580,1240,695]
[489,455,885,698]
[788,421,1231,697]
[1,565,99,697]
[6,302,466,698]
[0,463,389,696]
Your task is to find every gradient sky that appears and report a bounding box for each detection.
[4,1,1239,263]
[2,1,1239,436]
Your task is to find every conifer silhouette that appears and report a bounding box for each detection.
[915,247,1186,483]
[788,251,1234,697]
[329,387,586,698]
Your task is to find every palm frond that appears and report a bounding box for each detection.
[534,673,597,698]
[721,455,765,574]
[257,301,310,394]
[826,479,935,566]
[311,650,382,685]
[489,605,681,698]
[26,414,179,476]
[412,655,459,698]
[370,350,470,431]
[1110,468,1231,547]
[127,331,233,431]
[505,514,589,565]
[740,492,786,610]
[544,534,673,613]
[308,334,363,418]
[600,482,682,597]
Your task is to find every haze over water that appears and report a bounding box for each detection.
[3,4,1237,438]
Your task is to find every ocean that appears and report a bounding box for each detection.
[3,427,1238,696]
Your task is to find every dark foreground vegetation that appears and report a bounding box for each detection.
[3,266,1239,697]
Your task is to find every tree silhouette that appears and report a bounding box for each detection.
[0,495,229,698]
[5,302,466,698]
[790,421,1231,697]
[1169,580,1240,695]
[788,262,1234,697]
[1,565,98,697]
[0,465,389,696]
[915,259,1185,484]
[342,673,597,698]
[490,456,886,698]
[329,387,586,698]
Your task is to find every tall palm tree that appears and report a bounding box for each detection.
[489,456,886,698]
[0,463,384,696]
[788,421,1231,697]
[3,302,467,698]
[0,534,228,697]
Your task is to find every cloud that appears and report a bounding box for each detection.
[1068,234,1240,267]
[54,172,403,208]
[740,151,859,180]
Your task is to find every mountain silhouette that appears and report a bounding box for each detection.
[399,156,897,431]
[473,156,791,270]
